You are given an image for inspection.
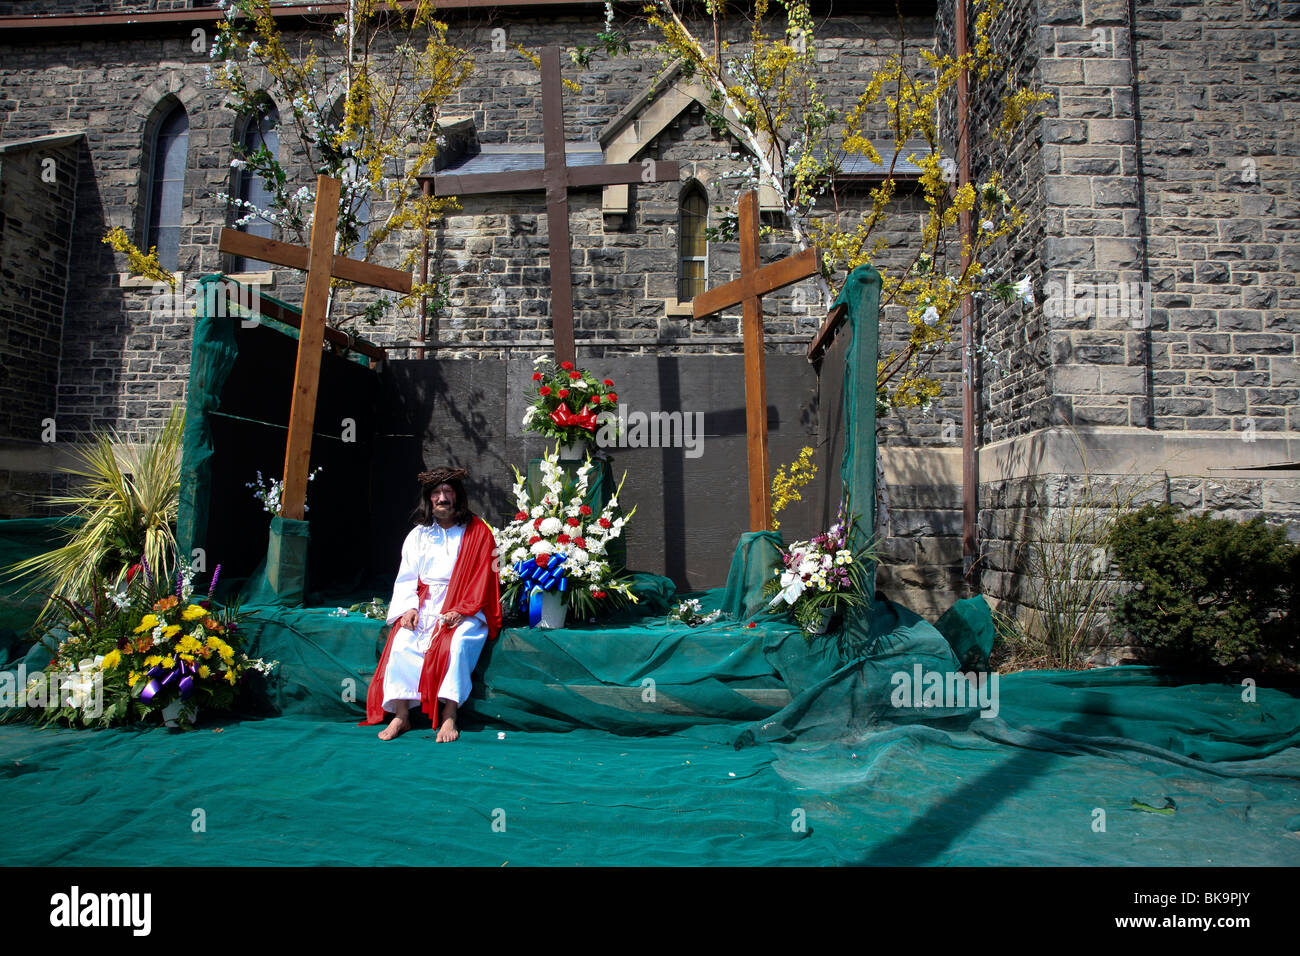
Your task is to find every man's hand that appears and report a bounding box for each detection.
[399,609,418,631]
[440,611,464,629]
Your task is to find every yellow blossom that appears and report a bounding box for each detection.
[101,649,122,671]
[198,665,211,680]
[128,671,141,688]
[162,625,181,639]
[134,614,160,634]
[182,604,207,621]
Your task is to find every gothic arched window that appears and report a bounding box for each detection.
[232,103,280,272]
[144,102,189,272]
[678,181,708,301]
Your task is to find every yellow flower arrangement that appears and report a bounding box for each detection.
[770,447,818,531]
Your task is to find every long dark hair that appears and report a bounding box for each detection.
[410,477,473,527]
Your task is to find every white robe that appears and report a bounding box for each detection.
[381,522,489,713]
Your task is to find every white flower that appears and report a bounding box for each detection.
[529,540,551,556]
[522,406,538,428]
[511,547,528,563]
[981,219,995,233]
[247,40,260,57]
[530,506,544,519]
[922,306,940,326]
[569,548,589,565]
[539,517,562,537]
[1014,275,1034,305]
[532,355,549,366]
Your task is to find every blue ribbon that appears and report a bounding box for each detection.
[514,554,568,626]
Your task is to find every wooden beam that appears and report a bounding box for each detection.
[807,303,848,363]
[737,192,771,532]
[280,175,340,521]
[691,247,819,318]
[219,229,412,293]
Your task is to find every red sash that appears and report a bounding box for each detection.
[361,516,501,725]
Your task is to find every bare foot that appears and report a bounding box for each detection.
[435,716,459,743]
[378,716,409,740]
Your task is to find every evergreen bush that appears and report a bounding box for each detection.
[1109,504,1299,669]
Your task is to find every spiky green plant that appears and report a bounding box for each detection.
[4,407,185,624]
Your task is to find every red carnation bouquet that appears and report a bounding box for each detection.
[521,357,619,446]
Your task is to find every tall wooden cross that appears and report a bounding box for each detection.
[428,46,680,366]
[692,190,819,532]
[219,174,412,520]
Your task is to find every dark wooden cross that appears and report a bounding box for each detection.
[219,173,412,520]
[692,190,820,532]
[427,45,680,366]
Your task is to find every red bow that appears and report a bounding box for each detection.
[549,405,599,432]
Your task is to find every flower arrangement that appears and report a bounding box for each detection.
[7,559,275,729]
[247,468,322,515]
[521,357,619,446]
[764,506,874,636]
[667,598,723,627]
[496,447,637,621]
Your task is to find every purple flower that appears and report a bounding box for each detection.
[209,563,222,598]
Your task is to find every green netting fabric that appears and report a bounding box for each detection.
[718,531,784,620]
[238,517,311,607]
[177,275,241,565]
[934,596,996,670]
[0,517,79,636]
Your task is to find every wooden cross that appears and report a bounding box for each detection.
[428,46,680,366]
[219,174,412,520]
[692,190,819,532]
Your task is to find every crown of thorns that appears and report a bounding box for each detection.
[417,467,468,487]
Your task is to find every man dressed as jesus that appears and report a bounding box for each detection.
[361,466,501,742]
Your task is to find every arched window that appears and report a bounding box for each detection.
[144,102,189,272]
[678,181,707,301]
[232,103,280,272]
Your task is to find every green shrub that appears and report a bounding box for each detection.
[1109,503,1299,669]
